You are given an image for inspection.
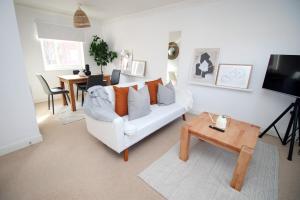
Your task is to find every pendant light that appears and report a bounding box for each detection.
[73,5,91,28]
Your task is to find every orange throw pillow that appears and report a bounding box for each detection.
[113,85,138,116]
[145,78,163,105]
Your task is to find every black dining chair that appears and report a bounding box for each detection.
[73,70,87,100]
[36,74,70,115]
[110,69,121,85]
[78,74,106,106]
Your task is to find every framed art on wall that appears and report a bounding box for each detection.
[130,60,146,77]
[190,48,220,85]
[120,49,133,74]
[216,64,252,89]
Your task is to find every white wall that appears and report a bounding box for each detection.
[15,5,104,102]
[0,0,42,156]
[101,0,300,136]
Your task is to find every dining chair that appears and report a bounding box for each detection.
[77,74,106,106]
[36,74,70,115]
[73,70,87,100]
[110,69,121,85]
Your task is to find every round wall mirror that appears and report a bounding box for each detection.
[168,42,179,60]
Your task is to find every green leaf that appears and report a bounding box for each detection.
[89,35,118,67]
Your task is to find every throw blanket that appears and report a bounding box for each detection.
[83,86,119,122]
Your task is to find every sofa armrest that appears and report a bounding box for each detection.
[85,115,126,153]
[175,87,193,111]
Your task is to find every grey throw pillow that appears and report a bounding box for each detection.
[128,85,151,120]
[157,81,175,105]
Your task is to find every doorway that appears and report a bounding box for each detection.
[167,31,181,85]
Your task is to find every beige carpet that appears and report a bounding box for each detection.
[0,101,299,200]
[139,140,278,200]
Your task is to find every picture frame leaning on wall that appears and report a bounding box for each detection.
[216,64,252,89]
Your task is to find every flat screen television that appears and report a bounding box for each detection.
[262,54,300,97]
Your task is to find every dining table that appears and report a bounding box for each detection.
[57,74,111,111]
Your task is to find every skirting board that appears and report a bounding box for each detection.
[0,134,43,156]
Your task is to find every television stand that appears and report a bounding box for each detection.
[259,98,300,161]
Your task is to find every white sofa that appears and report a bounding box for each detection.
[85,81,193,161]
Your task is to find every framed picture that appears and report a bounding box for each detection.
[120,49,133,74]
[216,64,252,89]
[130,60,146,77]
[190,48,220,85]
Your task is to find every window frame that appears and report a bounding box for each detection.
[40,38,85,71]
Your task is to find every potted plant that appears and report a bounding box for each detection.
[89,35,117,74]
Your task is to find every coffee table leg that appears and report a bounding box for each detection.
[230,146,253,191]
[179,125,191,161]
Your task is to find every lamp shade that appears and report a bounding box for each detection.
[73,7,91,28]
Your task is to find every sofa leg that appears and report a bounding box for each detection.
[123,149,129,161]
[182,114,186,121]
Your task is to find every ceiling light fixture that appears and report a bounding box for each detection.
[73,5,91,28]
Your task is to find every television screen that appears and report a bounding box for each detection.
[262,54,300,97]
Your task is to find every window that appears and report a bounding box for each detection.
[40,39,85,70]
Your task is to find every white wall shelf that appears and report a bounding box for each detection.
[189,82,253,93]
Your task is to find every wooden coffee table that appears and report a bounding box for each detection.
[179,112,260,191]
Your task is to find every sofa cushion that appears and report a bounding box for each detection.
[145,78,163,105]
[128,86,151,121]
[113,85,137,116]
[157,82,175,105]
[105,81,145,110]
[123,103,185,136]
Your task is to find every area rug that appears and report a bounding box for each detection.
[139,139,278,200]
[54,104,85,125]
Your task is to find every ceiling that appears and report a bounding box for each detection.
[14,0,185,21]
